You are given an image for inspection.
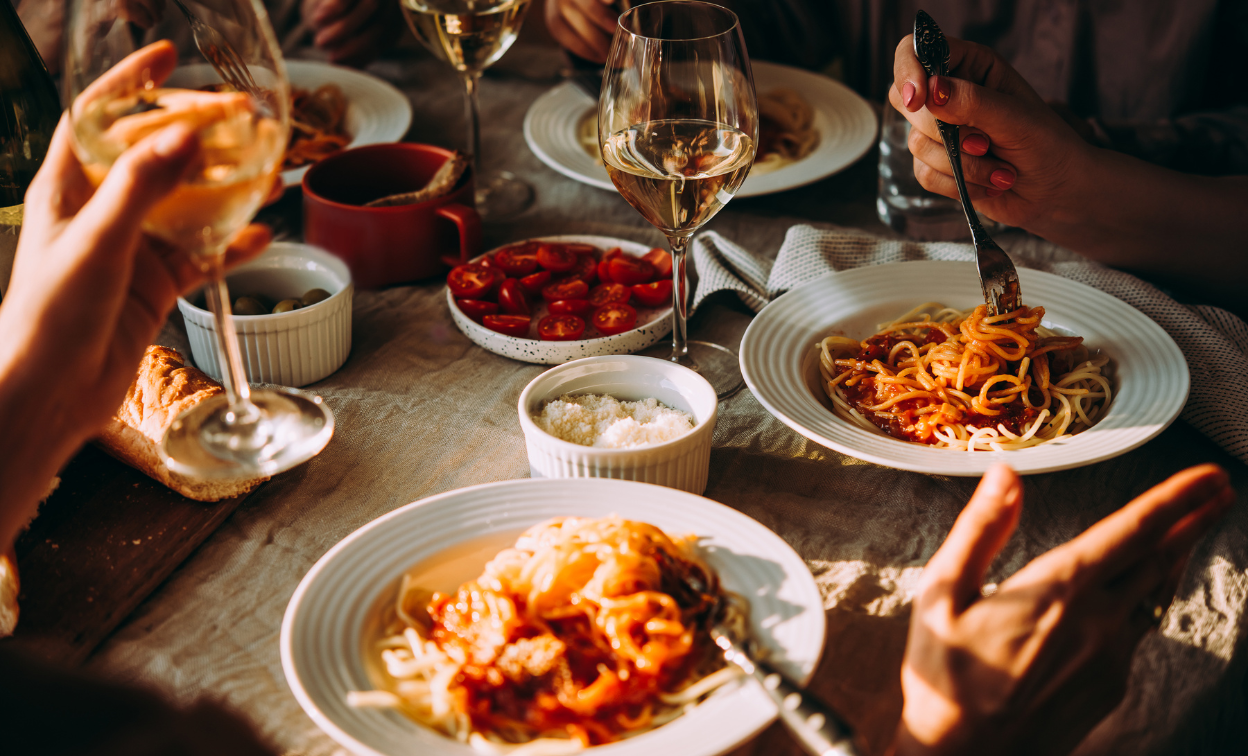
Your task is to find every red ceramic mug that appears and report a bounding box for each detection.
[302,143,482,288]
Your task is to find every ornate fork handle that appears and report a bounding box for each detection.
[933,120,992,242]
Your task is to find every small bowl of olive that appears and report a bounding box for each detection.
[177,242,353,387]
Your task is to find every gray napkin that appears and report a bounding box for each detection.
[691,224,1248,465]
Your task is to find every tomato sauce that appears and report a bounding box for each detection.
[840,334,1044,443]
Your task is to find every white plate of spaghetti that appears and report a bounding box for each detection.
[281,478,825,756]
[167,61,412,189]
[523,61,877,198]
[739,261,1189,476]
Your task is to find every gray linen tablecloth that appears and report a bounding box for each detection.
[82,45,1247,756]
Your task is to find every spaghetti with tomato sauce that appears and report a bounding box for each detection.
[347,517,745,752]
[818,303,1112,451]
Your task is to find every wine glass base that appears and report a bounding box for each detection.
[476,171,534,221]
[678,341,744,400]
[162,387,334,479]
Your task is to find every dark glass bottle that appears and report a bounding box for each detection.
[0,0,61,297]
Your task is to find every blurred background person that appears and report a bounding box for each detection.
[543,0,1248,175]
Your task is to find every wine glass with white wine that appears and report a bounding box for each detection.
[599,1,758,398]
[65,0,334,478]
[401,0,534,220]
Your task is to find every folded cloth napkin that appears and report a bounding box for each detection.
[692,224,1248,465]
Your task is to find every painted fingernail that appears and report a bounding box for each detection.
[986,187,1003,197]
[932,76,950,106]
[902,81,916,108]
[990,169,1015,189]
[963,134,989,155]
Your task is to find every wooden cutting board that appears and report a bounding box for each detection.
[2,445,255,665]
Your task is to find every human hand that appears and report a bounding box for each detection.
[0,43,273,546]
[892,463,1234,756]
[302,0,402,67]
[545,0,618,63]
[889,34,1096,232]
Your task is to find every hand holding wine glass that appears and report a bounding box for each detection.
[599,1,757,397]
[64,1,333,478]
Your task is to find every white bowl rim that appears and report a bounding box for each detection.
[517,355,717,456]
[178,241,353,321]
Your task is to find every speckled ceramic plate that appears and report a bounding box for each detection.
[523,61,877,197]
[447,235,673,365]
[281,477,825,756]
[740,261,1190,476]
[167,61,412,189]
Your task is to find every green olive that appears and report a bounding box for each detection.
[273,299,302,314]
[233,296,267,316]
[301,288,332,306]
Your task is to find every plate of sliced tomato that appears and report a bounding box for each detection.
[444,235,675,365]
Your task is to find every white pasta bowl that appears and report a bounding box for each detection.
[517,355,717,494]
[178,242,353,387]
[740,261,1190,475]
[281,477,825,756]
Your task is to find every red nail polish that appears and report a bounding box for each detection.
[990,169,1015,189]
[963,134,989,155]
[932,76,950,106]
[986,188,1003,197]
[902,81,915,108]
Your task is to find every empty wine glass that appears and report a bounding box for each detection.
[401,0,534,220]
[599,1,757,398]
[65,0,334,478]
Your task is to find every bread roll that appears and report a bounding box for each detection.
[0,546,17,637]
[96,346,268,501]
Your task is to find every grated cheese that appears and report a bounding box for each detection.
[533,393,694,449]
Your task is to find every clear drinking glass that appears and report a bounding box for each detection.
[401,0,534,219]
[599,1,757,398]
[65,0,333,478]
[876,103,969,240]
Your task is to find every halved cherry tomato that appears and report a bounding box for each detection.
[565,243,600,256]
[493,243,539,276]
[498,278,530,316]
[519,269,552,295]
[560,252,599,285]
[456,298,498,323]
[541,278,589,302]
[592,303,637,336]
[588,283,632,307]
[538,314,586,341]
[631,279,673,307]
[482,314,531,337]
[597,247,623,283]
[549,298,592,316]
[642,248,673,278]
[608,256,655,286]
[447,263,501,299]
[536,243,578,273]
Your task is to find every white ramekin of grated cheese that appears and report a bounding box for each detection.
[518,355,718,494]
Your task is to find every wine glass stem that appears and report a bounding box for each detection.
[668,234,694,367]
[203,259,261,426]
[460,71,482,187]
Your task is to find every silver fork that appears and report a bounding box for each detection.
[913,10,1021,316]
[171,0,262,97]
[683,571,861,756]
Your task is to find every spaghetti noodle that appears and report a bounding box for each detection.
[284,84,351,169]
[348,517,743,752]
[817,303,1111,451]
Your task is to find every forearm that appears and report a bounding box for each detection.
[0,322,89,550]
[1037,146,1248,314]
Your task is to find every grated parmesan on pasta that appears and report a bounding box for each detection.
[533,394,694,448]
